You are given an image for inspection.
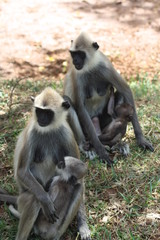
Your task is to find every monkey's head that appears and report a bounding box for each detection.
[115,103,134,122]
[56,156,88,183]
[31,87,70,131]
[69,32,99,71]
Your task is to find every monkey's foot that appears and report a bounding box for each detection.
[79,144,97,160]
[111,142,130,156]
[137,136,154,152]
[79,227,91,240]
[85,150,97,160]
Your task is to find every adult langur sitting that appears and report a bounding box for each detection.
[63,32,153,164]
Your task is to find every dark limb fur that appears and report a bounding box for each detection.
[76,99,113,165]
[0,193,17,205]
[108,68,153,151]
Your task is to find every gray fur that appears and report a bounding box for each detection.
[10,87,90,240]
[64,32,154,164]
[9,157,90,240]
[34,156,88,240]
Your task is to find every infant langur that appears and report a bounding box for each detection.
[92,87,134,155]
[9,156,88,240]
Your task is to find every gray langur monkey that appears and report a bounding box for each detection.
[63,32,154,164]
[0,87,90,240]
[8,156,89,240]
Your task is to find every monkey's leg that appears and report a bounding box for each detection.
[115,91,154,151]
[0,193,17,205]
[66,100,97,160]
[91,117,102,136]
[77,200,91,240]
[99,133,122,146]
[16,192,41,240]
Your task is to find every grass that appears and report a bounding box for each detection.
[0,74,160,240]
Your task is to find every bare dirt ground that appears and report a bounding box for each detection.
[0,0,160,81]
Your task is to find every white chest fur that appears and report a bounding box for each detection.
[85,88,110,118]
[31,156,56,186]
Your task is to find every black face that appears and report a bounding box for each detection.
[70,50,86,70]
[35,107,54,127]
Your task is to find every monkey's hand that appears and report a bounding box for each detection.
[83,140,91,151]
[98,147,114,166]
[137,136,154,152]
[40,194,58,223]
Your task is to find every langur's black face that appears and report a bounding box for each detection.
[35,101,70,127]
[36,108,54,127]
[70,50,86,70]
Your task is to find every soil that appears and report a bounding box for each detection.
[0,0,160,80]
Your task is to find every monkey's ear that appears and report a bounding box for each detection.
[70,40,73,47]
[92,42,99,50]
[62,101,70,110]
[30,96,35,102]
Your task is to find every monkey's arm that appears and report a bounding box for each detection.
[104,64,154,151]
[17,146,58,222]
[92,117,102,136]
[100,120,125,140]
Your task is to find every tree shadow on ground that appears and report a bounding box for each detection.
[11,58,66,79]
[64,0,160,30]
[0,0,159,80]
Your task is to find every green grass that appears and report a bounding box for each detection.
[0,75,160,240]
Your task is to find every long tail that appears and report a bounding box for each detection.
[9,205,20,219]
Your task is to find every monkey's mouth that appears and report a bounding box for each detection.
[38,121,50,127]
[127,115,133,122]
[38,123,48,127]
[74,64,83,70]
